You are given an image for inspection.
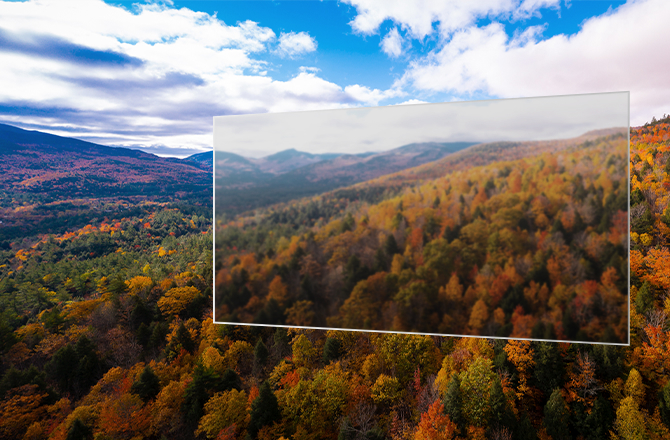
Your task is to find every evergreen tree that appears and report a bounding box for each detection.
[635,282,654,315]
[517,413,538,440]
[247,381,281,440]
[384,234,400,256]
[488,376,515,435]
[323,337,341,364]
[442,375,464,433]
[544,389,570,440]
[47,344,77,393]
[131,365,161,402]
[254,338,269,367]
[533,342,564,397]
[66,418,93,440]
[659,380,670,427]
[182,365,227,426]
[148,322,167,350]
[221,368,242,391]
[173,323,196,354]
[586,396,615,440]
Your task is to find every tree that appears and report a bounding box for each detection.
[533,342,564,398]
[247,381,281,440]
[323,337,341,364]
[131,365,161,402]
[182,365,235,426]
[442,375,464,433]
[614,396,648,440]
[166,323,196,357]
[414,401,457,440]
[158,286,200,316]
[458,357,496,427]
[196,389,247,439]
[65,418,93,440]
[254,338,269,368]
[488,376,515,435]
[659,380,670,427]
[543,389,570,440]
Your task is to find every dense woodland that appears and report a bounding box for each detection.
[0,117,669,440]
[216,131,628,342]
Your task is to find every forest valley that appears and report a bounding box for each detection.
[0,116,669,440]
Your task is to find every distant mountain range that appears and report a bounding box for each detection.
[0,123,211,200]
[215,141,478,214]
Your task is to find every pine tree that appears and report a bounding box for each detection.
[533,342,564,397]
[442,375,464,433]
[323,337,341,364]
[66,418,92,440]
[517,413,538,440]
[131,365,160,402]
[659,380,670,427]
[544,389,570,440]
[247,381,281,440]
[254,338,269,367]
[488,376,515,435]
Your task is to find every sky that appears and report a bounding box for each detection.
[215,92,628,157]
[0,0,667,157]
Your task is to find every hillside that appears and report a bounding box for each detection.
[0,124,211,198]
[215,130,629,343]
[0,123,212,244]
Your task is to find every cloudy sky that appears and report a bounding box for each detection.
[0,0,667,157]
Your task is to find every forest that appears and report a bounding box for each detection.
[0,116,669,440]
[215,130,628,343]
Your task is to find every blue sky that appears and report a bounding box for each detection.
[0,0,667,157]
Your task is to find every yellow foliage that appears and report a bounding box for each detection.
[200,347,225,373]
[624,369,646,407]
[196,389,248,439]
[371,374,403,405]
[222,340,253,371]
[614,396,648,440]
[126,276,153,296]
[291,334,316,369]
[157,286,199,316]
[151,380,187,436]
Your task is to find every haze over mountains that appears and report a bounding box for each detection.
[215,141,478,214]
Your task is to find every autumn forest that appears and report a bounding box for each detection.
[215,129,629,343]
[0,117,669,440]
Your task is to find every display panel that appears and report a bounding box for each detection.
[214,92,629,344]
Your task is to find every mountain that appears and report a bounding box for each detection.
[367,127,629,186]
[184,150,213,168]
[216,141,478,214]
[0,123,212,242]
[0,123,211,199]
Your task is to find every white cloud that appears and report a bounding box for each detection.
[344,84,404,106]
[394,99,430,105]
[342,0,560,38]
[394,0,670,125]
[276,31,317,58]
[0,0,358,155]
[381,27,403,58]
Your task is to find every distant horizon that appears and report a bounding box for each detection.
[215,93,629,158]
[0,119,630,160]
